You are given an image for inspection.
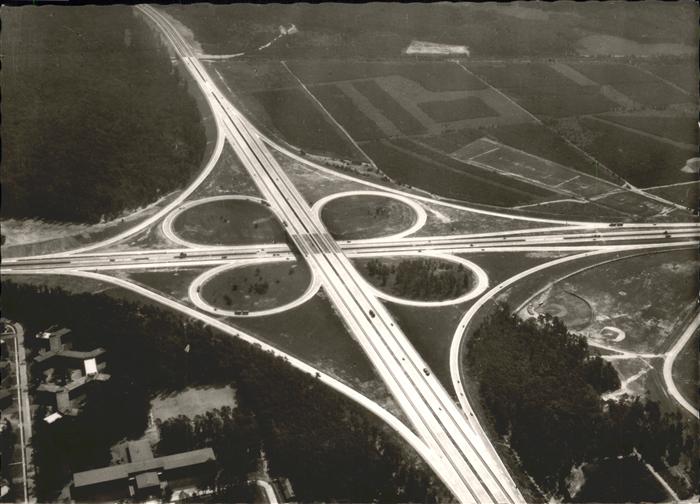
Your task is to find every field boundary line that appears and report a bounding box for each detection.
[588,115,697,150]
[280,61,377,168]
[450,60,542,125]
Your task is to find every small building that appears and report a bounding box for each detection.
[71,441,216,503]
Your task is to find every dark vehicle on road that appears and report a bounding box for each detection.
[369,309,376,318]
[179,252,187,259]
[423,368,430,376]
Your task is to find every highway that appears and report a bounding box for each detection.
[1,4,698,503]
[2,224,698,273]
[135,6,527,502]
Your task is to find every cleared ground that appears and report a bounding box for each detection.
[150,385,237,422]
[200,261,311,312]
[321,194,417,240]
[172,199,286,246]
[520,249,697,355]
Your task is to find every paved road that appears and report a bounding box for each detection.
[2,225,698,273]
[138,6,524,502]
[1,4,697,502]
[662,312,700,418]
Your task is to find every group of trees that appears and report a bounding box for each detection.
[465,304,698,498]
[365,258,471,300]
[1,281,447,502]
[2,6,206,223]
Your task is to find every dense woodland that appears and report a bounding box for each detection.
[1,6,206,223]
[1,281,446,502]
[465,304,699,499]
[365,258,471,300]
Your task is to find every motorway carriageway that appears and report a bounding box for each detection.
[2,225,699,273]
[139,5,524,503]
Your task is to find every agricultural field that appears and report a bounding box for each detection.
[352,79,425,135]
[567,61,693,108]
[452,137,617,199]
[363,139,556,207]
[287,60,486,91]
[597,114,697,146]
[556,117,697,188]
[172,199,286,246]
[418,97,497,123]
[321,194,417,240]
[419,123,606,180]
[469,62,618,117]
[639,60,698,95]
[200,261,311,311]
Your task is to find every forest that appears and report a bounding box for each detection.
[365,258,471,300]
[465,304,699,499]
[1,281,447,502]
[1,6,206,223]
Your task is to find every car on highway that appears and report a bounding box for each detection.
[368,309,376,318]
[423,368,430,376]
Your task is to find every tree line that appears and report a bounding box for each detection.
[465,304,698,500]
[2,6,206,223]
[1,281,448,502]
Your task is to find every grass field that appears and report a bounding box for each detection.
[150,386,237,422]
[252,87,361,159]
[321,194,417,240]
[201,261,311,311]
[418,96,498,123]
[228,291,386,392]
[172,199,286,246]
[128,268,212,303]
[418,123,608,180]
